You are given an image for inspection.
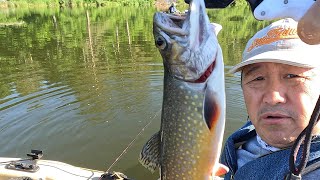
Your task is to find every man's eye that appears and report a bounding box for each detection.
[285,74,299,79]
[253,76,264,81]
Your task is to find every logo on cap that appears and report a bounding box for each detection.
[247,27,299,52]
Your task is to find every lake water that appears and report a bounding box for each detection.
[0,5,269,179]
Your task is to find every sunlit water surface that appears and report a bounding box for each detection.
[0,6,269,179]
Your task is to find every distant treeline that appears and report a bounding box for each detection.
[0,0,153,8]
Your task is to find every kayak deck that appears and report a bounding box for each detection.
[0,157,104,180]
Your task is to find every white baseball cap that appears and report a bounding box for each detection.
[229,18,320,74]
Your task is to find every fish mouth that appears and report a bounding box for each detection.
[153,0,218,83]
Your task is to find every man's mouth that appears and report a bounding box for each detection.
[266,116,285,119]
[262,114,289,119]
[260,112,292,124]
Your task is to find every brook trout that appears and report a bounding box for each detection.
[139,0,226,179]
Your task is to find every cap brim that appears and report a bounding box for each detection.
[228,50,318,74]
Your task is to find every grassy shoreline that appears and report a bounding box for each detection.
[0,0,192,9]
[0,0,249,25]
[0,0,247,13]
[0,0,153,9]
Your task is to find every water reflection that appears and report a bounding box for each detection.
[0,6,268,179]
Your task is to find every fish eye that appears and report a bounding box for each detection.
[155,36,167,50]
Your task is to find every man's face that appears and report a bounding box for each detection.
[241,62,320,148]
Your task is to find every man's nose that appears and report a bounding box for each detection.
[262,80,287,105]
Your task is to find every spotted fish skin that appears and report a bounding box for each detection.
[139,0,226,179]
[160,74,224,180]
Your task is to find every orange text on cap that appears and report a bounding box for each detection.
[247,27,299,52]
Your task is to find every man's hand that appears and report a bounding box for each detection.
[184,0,235,8]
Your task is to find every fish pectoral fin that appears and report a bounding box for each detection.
[204,88,220,130]
[212,163,229,177]
[138,131,161,173]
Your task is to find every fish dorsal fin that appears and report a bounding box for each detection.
[139,131,161,173]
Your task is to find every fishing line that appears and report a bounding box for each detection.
[106,108,161,172]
